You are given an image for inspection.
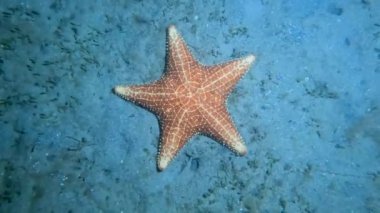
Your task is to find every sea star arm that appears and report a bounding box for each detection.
[199,102,247,155]
[165,25,199,83]
[202,55,255,95]
[157,108,196,171]
[113,82,174,114]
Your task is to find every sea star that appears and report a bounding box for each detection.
[114,25,255,171]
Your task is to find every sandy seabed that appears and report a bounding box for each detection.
[0,0,379,212]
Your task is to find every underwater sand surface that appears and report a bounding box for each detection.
[0,0,379,212]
